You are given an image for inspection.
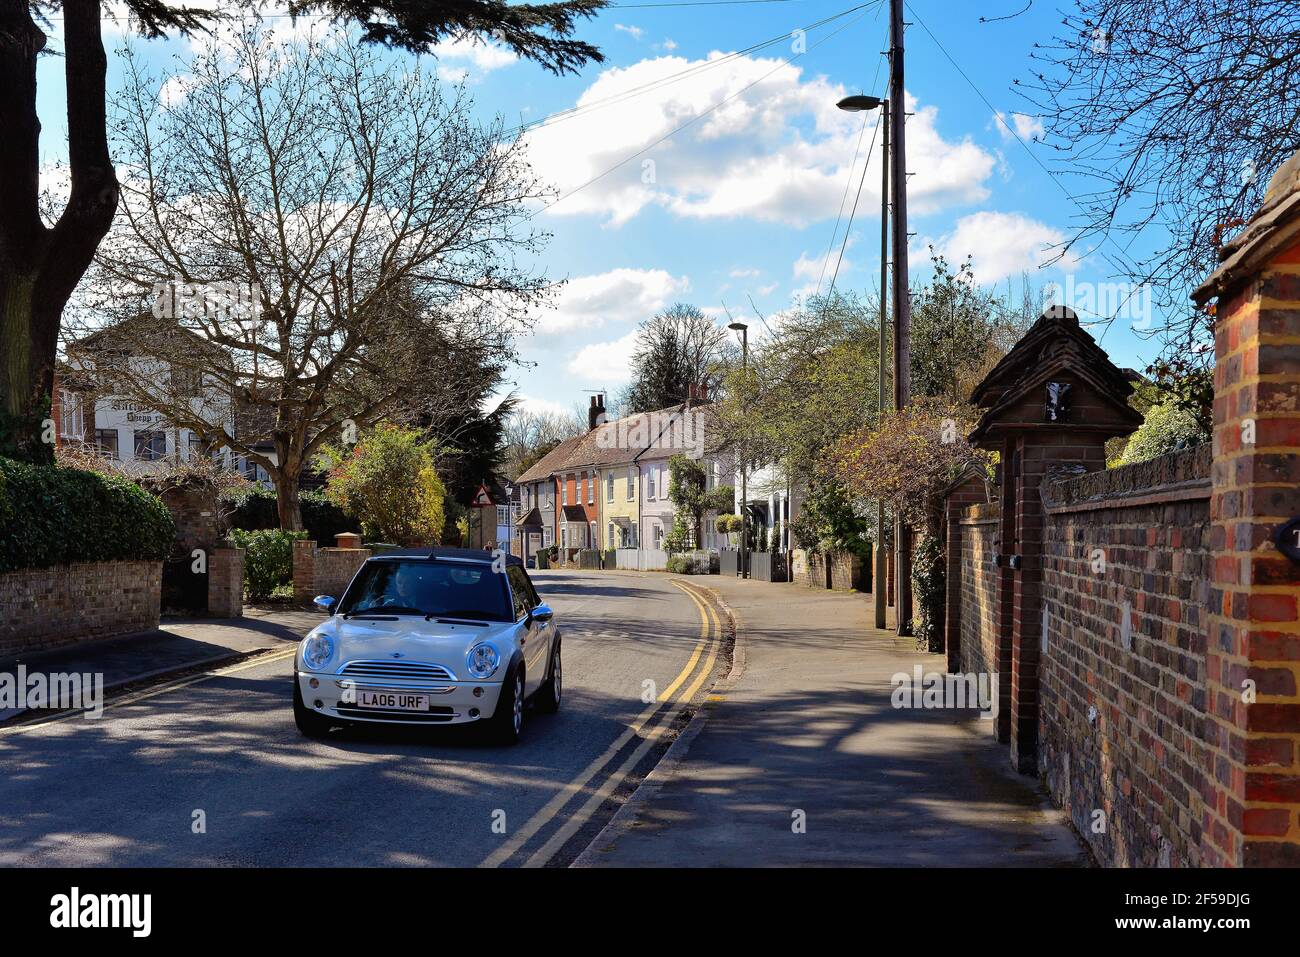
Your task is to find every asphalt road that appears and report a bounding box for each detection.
[0,570,726,868]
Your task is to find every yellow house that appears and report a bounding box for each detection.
[598,459,640,549]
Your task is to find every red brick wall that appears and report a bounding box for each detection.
[1038,446,1213,867]
[958,504,1006,736]
[1204,243,1300,866]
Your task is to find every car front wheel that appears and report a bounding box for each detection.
[486,665,524,745]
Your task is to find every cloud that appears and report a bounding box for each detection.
[567,329,641,384]
[660,39,678,51]
[991,111,1044,143]
[928,211,1068,283]
[159,75,193,109]
[614,24,645,40]
[537,268,690,335]
[729,267,761,278]
[432,36,518,82]
[525,55,994,227]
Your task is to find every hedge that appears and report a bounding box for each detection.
[0,456,174,573]
[222,485,352,546]
[226,527,310,601]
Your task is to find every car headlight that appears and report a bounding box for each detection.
[302,633,334,671]
[466,642,501,679]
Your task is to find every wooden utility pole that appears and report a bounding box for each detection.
[890,0,913,636]
[875,100,890,630]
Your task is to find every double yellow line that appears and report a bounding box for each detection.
[479,579,721,868]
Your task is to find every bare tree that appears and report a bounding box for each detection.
[69,26,552,529]
[1018,0,1300,359]
[0,0,604,461]
[500,403,586,479]
[621,304,733,414]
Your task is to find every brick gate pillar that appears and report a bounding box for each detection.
[1194,153,1300,866]
[968,306,1142,774]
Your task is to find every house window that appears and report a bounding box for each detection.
[94,428,119,459]
[629,522,638,548]
[59,390,84,439]
[561,477,568,506]
[653,523,664,548]
[590,521,597,546]
[647,469,656,500]
[543,526,553,547]
[608,523,616,548]
[496,505,508,527]
[186,432,205,459]
[626,467,634,500]
[134,430,167,461]
[606,471,614,502]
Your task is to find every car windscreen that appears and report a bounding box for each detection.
[337,560,513,622]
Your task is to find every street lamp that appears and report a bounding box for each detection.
[837,93,891,630]
[728,320,749,580]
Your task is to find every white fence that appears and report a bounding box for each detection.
[614,548,669,571]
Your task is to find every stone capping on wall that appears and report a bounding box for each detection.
[960,503,1001,524]
[1040,444,1212,514]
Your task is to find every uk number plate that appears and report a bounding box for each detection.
[356,690,429,711]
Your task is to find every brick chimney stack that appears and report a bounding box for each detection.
[588,393,606,431]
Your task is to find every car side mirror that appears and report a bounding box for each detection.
[530,603,554,624]
[314,595,337,614]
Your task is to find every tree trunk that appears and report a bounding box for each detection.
[0,0,116,462]
[275,465,304,532]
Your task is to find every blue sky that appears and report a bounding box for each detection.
[36,1,1176,418]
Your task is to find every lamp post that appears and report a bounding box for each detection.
[836,93,890,630]
[729,319,749,580]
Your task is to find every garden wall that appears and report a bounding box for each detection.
[1037,445,1212,867]
[947,447,1214,866]
[0,560,162,656]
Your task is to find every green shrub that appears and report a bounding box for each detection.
[227,528,310,601]
[911,531,945,653]
[666,554,693,574]
[0,456,174,573]
[1117,401,1210,466]
[222,485,352,546]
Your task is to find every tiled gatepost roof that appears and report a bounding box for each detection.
[963,304,1142,774]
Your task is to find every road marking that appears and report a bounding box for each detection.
[477,579,717,868]
[678,595,721,703]
[520,582,721,867]
[0,647,298,736]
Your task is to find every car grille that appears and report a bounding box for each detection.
[337,659,457,688]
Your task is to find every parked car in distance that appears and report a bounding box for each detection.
[293,547,560,744]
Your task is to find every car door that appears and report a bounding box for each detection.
[508,566,547,696]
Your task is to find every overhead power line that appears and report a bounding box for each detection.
[535,2,882,218]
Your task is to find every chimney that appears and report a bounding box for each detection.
[588,393,606,431]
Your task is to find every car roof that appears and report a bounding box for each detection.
[367,546,524,568]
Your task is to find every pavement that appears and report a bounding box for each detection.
[0,607,317,722]
[575,573,1092,867]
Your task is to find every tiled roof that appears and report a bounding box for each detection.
[514,434,586,484]
[514,402,723,482]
